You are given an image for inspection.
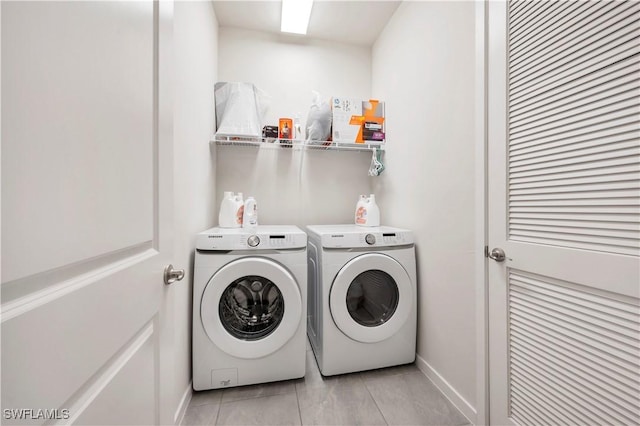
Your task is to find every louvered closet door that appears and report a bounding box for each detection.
[487,1,640,425]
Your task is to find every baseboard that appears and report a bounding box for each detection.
[415,354,477,425]
[174,381,193,425]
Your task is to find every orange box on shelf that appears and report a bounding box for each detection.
[349,99,385,144]
[279,118,293,140]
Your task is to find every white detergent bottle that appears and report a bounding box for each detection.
[234,193,244,227]
[218,191,237,228]
[355,194,367,225]
[242,196,258,229]
[366,194,380,227]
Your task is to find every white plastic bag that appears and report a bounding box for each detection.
[305,91,332,143]
[215,82,270,137]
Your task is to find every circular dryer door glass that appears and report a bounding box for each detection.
[219,275,285,340]
[330,252,413,343]
[346,270,399,327]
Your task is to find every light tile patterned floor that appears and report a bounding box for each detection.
[182,340,470,426]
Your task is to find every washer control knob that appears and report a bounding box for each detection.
[365,234,376,245]
[247,235,260,247]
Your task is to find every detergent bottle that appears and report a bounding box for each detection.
[354,194,367,225]
[234,193,244,227]
[218,191,239,228]
[366,194,380,227]
[242,196,258,230]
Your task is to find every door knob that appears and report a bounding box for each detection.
[488,247,506,262]
[164,264,185,285]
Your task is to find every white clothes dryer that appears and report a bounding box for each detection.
[193,225,307,391]
[306,225,416,376]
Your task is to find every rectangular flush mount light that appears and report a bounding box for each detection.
[281,0,313,35]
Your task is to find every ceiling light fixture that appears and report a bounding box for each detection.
[281,0,313,35]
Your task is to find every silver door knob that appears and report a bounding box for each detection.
[164,264,185,285]
[488,247,506,262]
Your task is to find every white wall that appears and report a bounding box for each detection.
[172,1,218,420]
[216,27,373,227]
[204,7,479,421]
[372,1,478,420]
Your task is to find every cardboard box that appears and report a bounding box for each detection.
[262,125,278,143]
[331,98,362,143]
[332,98,385,144]
[279,118,293,147]
[353,100,385,144]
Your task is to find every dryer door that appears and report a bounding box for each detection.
[201,257,302,359]
[330,253,413,343]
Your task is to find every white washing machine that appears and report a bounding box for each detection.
[306,225,416,376]
[193,225,307,391]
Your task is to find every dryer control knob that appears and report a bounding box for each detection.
[365,234,376,245]
[247,235,260,247]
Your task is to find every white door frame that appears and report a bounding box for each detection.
[157,1,176,424]
[474,0,489,425]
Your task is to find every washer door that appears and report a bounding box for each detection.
[330,253,412,343]
[201,257,302,359]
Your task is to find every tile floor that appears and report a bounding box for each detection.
[182,340,470,426]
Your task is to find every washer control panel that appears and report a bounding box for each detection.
[365,234,376,245]
[196,226,306,250]
[241,233,299,249]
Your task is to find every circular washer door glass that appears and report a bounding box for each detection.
[346,270,399,327]
[219,275,285,340]
[201,257,302,359]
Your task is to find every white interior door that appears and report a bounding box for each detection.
[1,1,175,424]
[487,1,640,424]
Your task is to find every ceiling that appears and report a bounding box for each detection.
[211,1,402,46]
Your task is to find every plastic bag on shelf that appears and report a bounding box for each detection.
[305,91,332,144]
[215,82,270,139]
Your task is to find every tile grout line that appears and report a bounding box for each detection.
[360,373,390,426]
[295,380,304,426]
[212,390,222,426]
[216,390,302,426]
[219,392,291,405]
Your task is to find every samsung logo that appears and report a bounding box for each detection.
[330,234,344,238]
[208,235,223,238]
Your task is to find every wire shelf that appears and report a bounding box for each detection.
[212,135,384,153]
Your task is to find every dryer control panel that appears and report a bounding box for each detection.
[307,225,414,249]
